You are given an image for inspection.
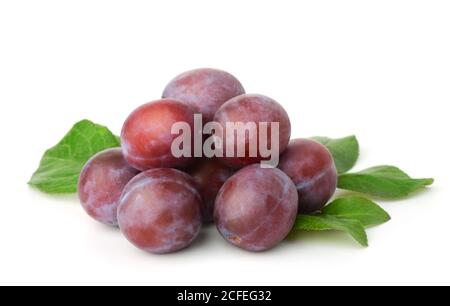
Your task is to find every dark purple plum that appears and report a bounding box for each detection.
[121,99,195,171]
[213,94,291,169]
[187,158,236,223]
[78,148,140,226]
[278,139,338,214]
[162,68,245,122]
[117,168,202,254]
[214,164,298,251]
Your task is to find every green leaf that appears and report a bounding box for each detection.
[322,197,391,227]
[338,166,434,199]
[311,135,359,174]
[294,214,368,247]
[29,120,121,194]
[115,135,121,145]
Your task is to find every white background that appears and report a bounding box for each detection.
[0,0,449,286]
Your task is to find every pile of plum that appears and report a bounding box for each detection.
[78,68,337,253]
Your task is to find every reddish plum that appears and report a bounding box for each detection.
[187,158,236,223]
[78,148,140,226]
[278,139,338,214]
[214,164,298,251]
[213,94,291,168]
[117,168,202,254]
[162,68,245,122]
[121,99,195,171]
